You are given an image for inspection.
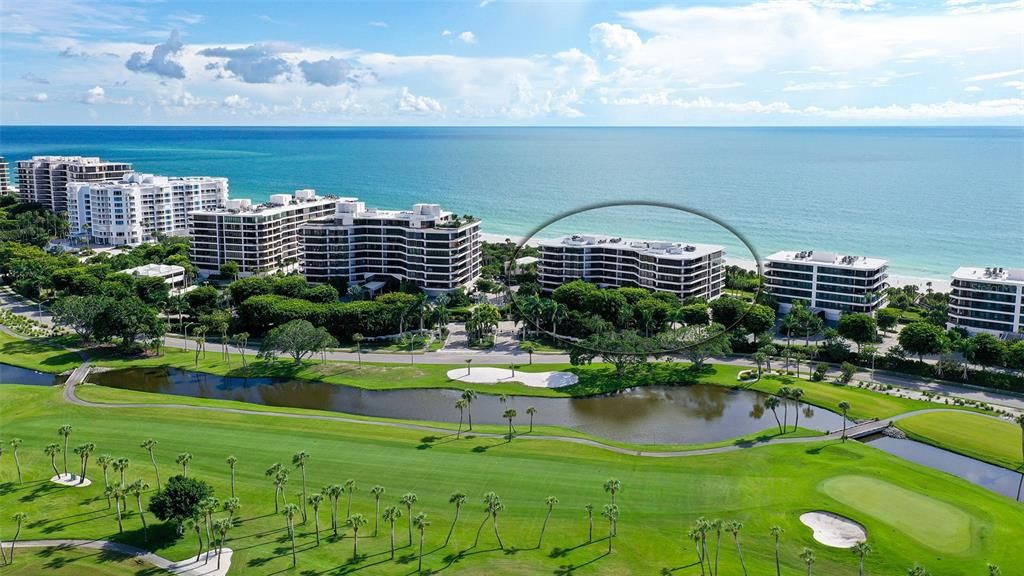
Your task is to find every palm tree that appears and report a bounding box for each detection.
[800,547,815,576]
[464,358,473,375]
[488,495,506,549]
[520,341,538,364]
[352,332,364,365]
[226,455,238,498]
[370,485,385,537]
[282,503,299,568]
[710,518,723,576]
[308,494,324,545]
[401,492,418,546]
[765,396,783,434]
[907,565,930,576]
[603,478,621,505]
[550,302,568,337]
[276,468,290,507]
[344,478,358,517]
[9,439,23,484]
[851,541,872,576]
[185,514,204,562]
[266,463,284,512]
[140,439,161,488]
[325,484,343,536]
[687,527,705,576]
[223,497,241,527]
[347,513,368,560]
[601,504,618,554]
[445,491,466,546]
[474,491,498,547]
[752,351,768,380]
[232,332,250,371]
[200,497,219,557]
[503,408,517,441]
[44,443,61,477]
[8,512,28,564]
[726,521,747,576]
[128,479,151,541]
[293,451,310,523]
[96,454,113,491]
[413,512,430,572]
[461,389,477,430]
[112,485,126,533]
[526,406,537,432]
[455,399,468,438]
[73,442,95,484]
[790,388,805,432]
[537,496,558,549]
[175,453,192,477]
[213,518,231,570]
[584,504,594,543]
[987,564,1002,576]
[383,505,402,559]
[770,526,784,576]
[58,424,73,476]
[778,386,792,430]
[839,401,852,441]
[113,457,129,487]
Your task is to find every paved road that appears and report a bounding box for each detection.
[62,367,993,458]
[1,539,232,576]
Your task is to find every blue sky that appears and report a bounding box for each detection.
[1,0,1022,125]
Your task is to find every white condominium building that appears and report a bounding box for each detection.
[189,190,339,276]
[122,263,190,295]
[67,172,228,246]
[948,267,1024,337]
[0,157,15,196]
[764,250,889,320]
[537,234,725,300]
[300,200,482,296]
[16,156,133,213]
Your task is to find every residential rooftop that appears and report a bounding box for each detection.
[191,189,338,216]
[766,250,887,270]
[538,234,724,260]
[122,263,185,277]
[952,266,1024,285]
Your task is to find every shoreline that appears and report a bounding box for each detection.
[481,232,953,292]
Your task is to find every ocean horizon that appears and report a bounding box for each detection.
[1,125,1021,281]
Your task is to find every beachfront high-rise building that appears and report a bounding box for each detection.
[67,172,228,246]
[537,234,725,300]
[0,157,15,196]
[189,190,339,277]
[948,267,1024,337]
[300,200,482,296]
[764,250,888,320]
[16,156,133,213]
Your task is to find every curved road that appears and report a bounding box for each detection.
[61,365,997,459]
[1,539,232,575]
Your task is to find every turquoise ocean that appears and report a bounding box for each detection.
[1,126,1021,280]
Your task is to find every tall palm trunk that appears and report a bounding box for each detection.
[300,468,307,523]
[445,504,461,546]
[538,509,552,548]
[774,536,782,576]
[148,450,161,489]
[115,497,124,533]
[136,494,148,541]
[714,530,721,576]
[474,513,489,547]
[389,522,396,558]
[418,528,425,572]
[288,520,296,567]
[587,510,593,542]
[734,534,747,576]
[492,515,503,549]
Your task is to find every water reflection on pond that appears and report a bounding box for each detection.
[87,367,848,445]
[1,363,65,386]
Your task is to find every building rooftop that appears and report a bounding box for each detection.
[952,266,1024,285]
[192,189,338,217]
[539,234,724,260]
[70,172,227,189]
[122,263,185,277]
[19,155,128,166]
[766,250,887,270]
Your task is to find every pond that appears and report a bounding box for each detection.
[862,435,1023,501]
[0,363,65,386]
[86,367,849,445]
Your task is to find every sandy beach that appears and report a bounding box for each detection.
[482,232,952,292]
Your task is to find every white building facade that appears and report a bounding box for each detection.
[948,267,1024,337]
[122,263,189,294]
[300,200,482,296]
[16,156,133,213]
[764,250,889,320]
[0,157,15,196]
[537,234,725,300]
[67,172,228,246]
[189,190,339,276]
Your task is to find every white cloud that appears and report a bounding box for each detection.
[222,94,250,109]
[962,69,1023,82]
[125,30,186,79]
[458,31,477,44]
[398,87,444,113]
[1003,80,1024,91]
[441,30,452,37]
[964,85,984,92]
[589,23,641,60]
[783,81,857,92]
[368,21,388,28]
[19,92,49,103]
[82,85,105,104]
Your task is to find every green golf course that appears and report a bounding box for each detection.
[1,384,1022,575]
[897,411,1024,471]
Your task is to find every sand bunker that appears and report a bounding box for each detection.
[447,367,578,388]
[50,473,93,488]
[800,511,867,548]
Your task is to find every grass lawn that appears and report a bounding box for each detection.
[1,385,1022,576]
[1,544,169,575]
[0,330,83,374]
[897,411,1024,471]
